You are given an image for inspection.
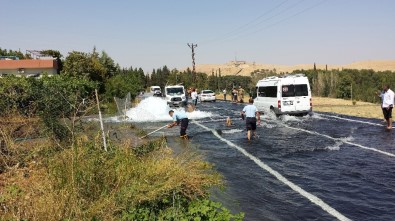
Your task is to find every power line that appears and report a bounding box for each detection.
[201,0,305,45]
[245,0,306,32]
[218,0,307,43]
[220,0,290,39]
[209,0,326,43]
[242,0,327,38]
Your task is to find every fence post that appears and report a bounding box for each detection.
[95,89,107,151]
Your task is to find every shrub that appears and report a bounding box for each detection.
[0,137,243,221]
[36,75,97,140]
[0,76,36,116]
[0,75,97,140]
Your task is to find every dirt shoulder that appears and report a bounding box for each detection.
[313,97,384,119]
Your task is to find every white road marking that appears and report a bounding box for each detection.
[282,124,395,158]
[317,113,394,128]
[194,121,351,221]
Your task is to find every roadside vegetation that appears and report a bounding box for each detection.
[0,78,244,220]
[1,128,243,220]
[0,48,244,220]
[299,68,395,103]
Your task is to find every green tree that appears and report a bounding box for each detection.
[62,50,108,94]
[105,67,144,99]
[208,73,217,91]
[149,66,173,89]
[40,49,63,73]
[336,74,353,99]
[99,50,119,78]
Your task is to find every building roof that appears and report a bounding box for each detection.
[0,59,58,69]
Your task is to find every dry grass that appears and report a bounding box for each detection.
[313,97,384,119]
[0,134,222,221]
[0,116,48,172]
[0,165,67,221]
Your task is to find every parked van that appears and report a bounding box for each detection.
[254,74,312,115]
[164,85,187,107]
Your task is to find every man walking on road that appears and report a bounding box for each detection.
[381,84,394,130]
[241,98,261,141]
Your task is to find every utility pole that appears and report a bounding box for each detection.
[187,43,197,83]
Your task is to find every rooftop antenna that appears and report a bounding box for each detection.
[26,50,43,59]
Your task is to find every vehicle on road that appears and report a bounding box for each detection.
[165,85,187,107]
[150,86,161,93]
[150,86,162,97]
[254,74,312,116]
[198,90,216,102]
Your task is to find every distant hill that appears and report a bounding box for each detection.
[187,60,395,76]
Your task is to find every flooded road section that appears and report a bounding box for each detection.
[115,97,395,221]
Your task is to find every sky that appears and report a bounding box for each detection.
[1,0,395,73]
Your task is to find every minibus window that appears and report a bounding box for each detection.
[295,84,308,96]
[282,85,295,97]
[258,86,277,97]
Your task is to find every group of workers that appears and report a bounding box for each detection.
[223,86,245,103]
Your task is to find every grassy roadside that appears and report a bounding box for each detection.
[215,93,384,119]
[0,117,244,220]
[312,97,384,119]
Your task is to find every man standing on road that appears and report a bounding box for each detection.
[191,88,198,106]
[381,84,394,130]
[238,86,245,103]
[232,88,238,103]
[167,110,189,139]
[241,98,261,141]
[223,88,227,101]
[376,89,386,122]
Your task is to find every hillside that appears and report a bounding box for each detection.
[190,60,395,76]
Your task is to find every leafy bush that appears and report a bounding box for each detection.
[121,199,244,221]
[0,76,36,116]
[0,75,97,140]
[36,75,97,140]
